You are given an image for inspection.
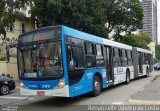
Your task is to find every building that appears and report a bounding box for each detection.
[140,0,158,44]
[0,17,35,80]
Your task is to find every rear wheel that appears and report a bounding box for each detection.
[0,85,9,95]
[146,67,149,77]
[92,76,101,97]
[125,70,130,84]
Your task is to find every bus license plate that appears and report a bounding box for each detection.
[37,91,45,96]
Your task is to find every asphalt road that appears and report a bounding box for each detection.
[0,71,160,111]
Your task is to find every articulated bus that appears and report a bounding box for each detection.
[17,25,152,97]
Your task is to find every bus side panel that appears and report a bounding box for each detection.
[69,68,108,97]
[113,67,126,85]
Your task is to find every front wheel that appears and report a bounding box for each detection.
[0,85,9,95]
[92,76,101,97]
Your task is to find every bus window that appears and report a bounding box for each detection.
[85,42,94,55]
[67,46,75,70]
[96,45,102,56]
[67,46,84,70]
[113,48,120,66]
[72,47,84,68]
[125,50,128,65]
[113,48,115,57]
[96,44,104,67]
[127,51,133,65]
[118,49,122,57]
[143,53,148,64]
[85,42,96,68]
[121,49,127,66]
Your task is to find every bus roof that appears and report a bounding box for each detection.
[18,25,151,53]
[136,47,152,54]
[63,26,132,50]
[62,26,103,44]
[102,38,132,50]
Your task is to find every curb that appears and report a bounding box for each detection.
[129,98,160,104]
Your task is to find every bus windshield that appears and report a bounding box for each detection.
[18,41,63,79]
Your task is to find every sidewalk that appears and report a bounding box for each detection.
[129,74,160,104]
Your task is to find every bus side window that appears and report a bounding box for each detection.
[72,47,84,68]
[113,48,119,66]
[67,46,74,70]
[127,51,132,65]
[96,44,104,67]
[85,42,96,68]
[125,50,128,65]
[67,46,84,70]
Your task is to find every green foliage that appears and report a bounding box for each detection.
[155,45,160,60]
[104,0,143,41]
[31,0,108,38]
[122,33,152,50]
[0,0,26,38]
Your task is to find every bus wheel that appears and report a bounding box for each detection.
[125,70,130,84]
[146,67,149,77]
[92,76,101,97]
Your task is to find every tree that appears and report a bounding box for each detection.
[104,0,143,41]
[155,45,160,60]
[122,33,152,50]
[31,0,108,38]
[0,0,28,45]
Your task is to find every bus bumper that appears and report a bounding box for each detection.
[20,85,69,97]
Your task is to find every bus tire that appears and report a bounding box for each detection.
[92,76,101,97]
[146,67,149,77]
[125,70,130,84]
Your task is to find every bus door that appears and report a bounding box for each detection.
[66,46,85,86]
[104,46,113,84]
[138,52,143,74]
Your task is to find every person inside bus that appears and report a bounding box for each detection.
[67,48,77,70]
[67,53,77,70]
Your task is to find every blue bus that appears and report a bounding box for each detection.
[17,25,152,97]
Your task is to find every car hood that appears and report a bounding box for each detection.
[0,76,12,81]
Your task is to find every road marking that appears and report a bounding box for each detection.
[129,98,160,104]
[112,102,124,105]
[28,97,35,100]
[138,88,144,92]
[0,96,27,100]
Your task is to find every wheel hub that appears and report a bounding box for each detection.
[1,86,9,94]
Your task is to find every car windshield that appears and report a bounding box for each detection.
[17,41,63,79]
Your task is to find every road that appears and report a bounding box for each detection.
[0,71,160,111]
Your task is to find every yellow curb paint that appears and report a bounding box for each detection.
[129,98,160,104]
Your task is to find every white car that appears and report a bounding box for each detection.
[154,63,160,70]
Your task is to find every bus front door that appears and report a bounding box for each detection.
[104,46,113,85]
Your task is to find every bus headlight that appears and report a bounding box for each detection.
[55,79,65,89]
[19,82,28,89]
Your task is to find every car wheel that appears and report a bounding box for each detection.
[92,76,101,97]
[0,85,9,95]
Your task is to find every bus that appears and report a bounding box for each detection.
[17,25,152,97]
